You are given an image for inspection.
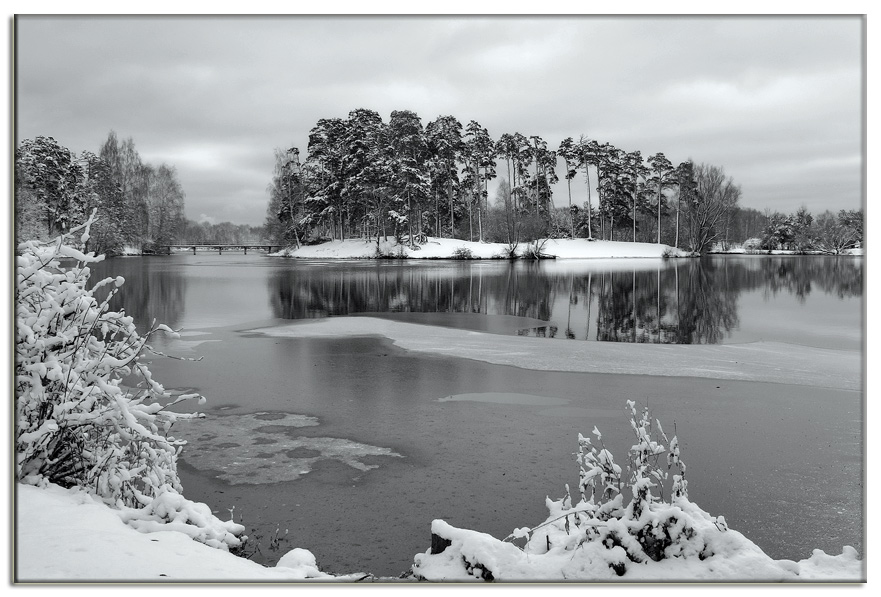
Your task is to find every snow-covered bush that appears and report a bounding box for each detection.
[14,215,243,549]
[451,246,475,260]
[412,401,862,581]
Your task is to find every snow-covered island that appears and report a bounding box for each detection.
[271,237,687,260]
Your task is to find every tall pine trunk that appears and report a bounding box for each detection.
[475,162,482,242]
[657,185,663,244]
[448,163,454,239]
[585,161,593,240]
[567,174,573,239]
[469,191,473,242]
[632,184,637,243]
[675,200,680,248]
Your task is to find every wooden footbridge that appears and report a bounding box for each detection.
[161,244,282,255]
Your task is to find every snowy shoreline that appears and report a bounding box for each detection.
[15,479,862,583]
[271,237,688,260]
[148,237,862,259]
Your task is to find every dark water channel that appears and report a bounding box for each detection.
[90,254,863,578]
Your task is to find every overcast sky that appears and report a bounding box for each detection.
[15,15,864,227]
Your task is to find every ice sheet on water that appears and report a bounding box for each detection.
[438,392,569,406]
[178,411,403,485]
[160,338,220,353]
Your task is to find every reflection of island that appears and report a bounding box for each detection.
[267,263,555,322]
[267,257,862,345]
[751,255,863,302]
[594,260,740,344]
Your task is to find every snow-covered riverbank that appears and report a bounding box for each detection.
[15,479,862,583]
[272,237,687,260]
[14,483,363,582]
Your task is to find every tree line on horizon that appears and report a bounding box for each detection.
[14,134,265,254]
[265,107,749,253]
[14,127,862,256]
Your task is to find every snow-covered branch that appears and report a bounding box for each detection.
[15,217,243,550]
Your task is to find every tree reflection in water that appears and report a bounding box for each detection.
[265,256,862,345]
[89,257,187,334]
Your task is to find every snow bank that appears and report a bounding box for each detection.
[272,237,686,260]
[14,483,363,582]
[17,482,861,583]
[250,317,860,390]
[413,505,862,582]
[710,247,864,257]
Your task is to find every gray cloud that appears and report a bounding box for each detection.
[15,15,863,226]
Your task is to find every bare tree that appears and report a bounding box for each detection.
[684,163,741,254]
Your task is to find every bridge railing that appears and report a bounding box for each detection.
[160,244,281,255]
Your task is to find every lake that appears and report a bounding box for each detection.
[89,253,863,577]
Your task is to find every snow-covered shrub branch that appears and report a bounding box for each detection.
[412,401,861,581]
[15,214,244,549]
[117,491,245,550]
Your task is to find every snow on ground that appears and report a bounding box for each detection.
[413,505,862,582]
[15,479,863,583]
[713,248,864,256]
[272,237,686,260]
[14,483,366,582]
[249,317,860,391]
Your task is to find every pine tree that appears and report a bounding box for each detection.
[15,136,82,238]
[425,115,464,239]
[647,153,676,244]
[557,137,580,239]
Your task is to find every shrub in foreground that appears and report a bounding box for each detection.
[412,401,861,581]
[15,215,244,549]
